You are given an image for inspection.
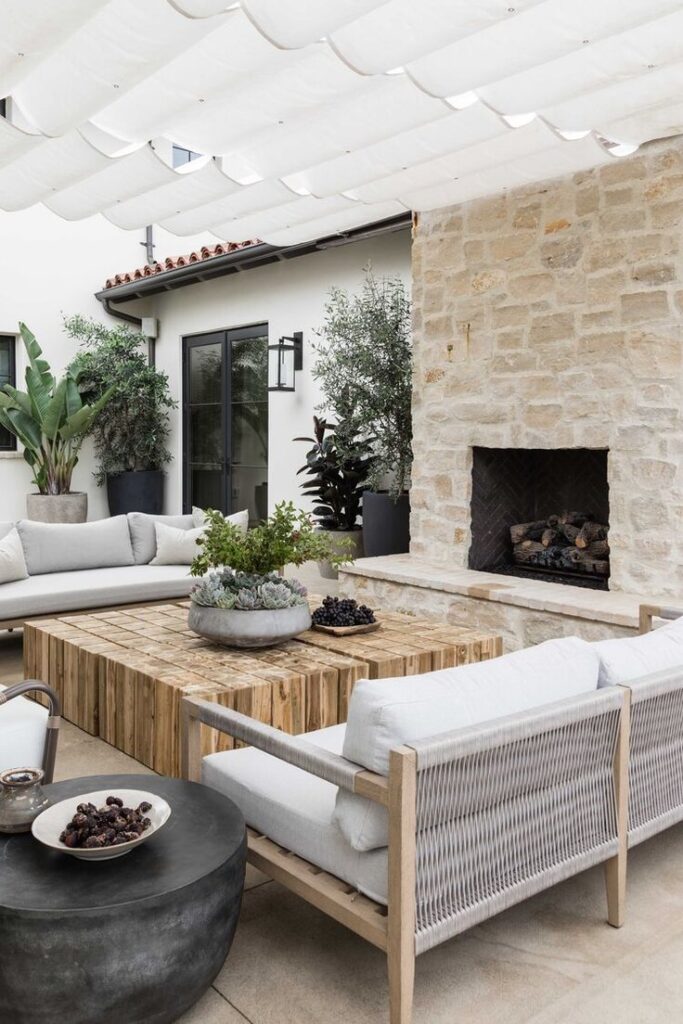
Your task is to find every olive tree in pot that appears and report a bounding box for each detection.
[66,315,176,516]
[0,323,112,523]
[294,416,373,579]
[188,502,352,648]
[314,270,412,556]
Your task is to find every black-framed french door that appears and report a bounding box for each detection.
[182,324,269,523]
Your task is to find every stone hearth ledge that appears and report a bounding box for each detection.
[339,555,681,632]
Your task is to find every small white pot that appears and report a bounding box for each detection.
[188,602,312,648]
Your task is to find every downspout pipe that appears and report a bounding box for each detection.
[99,296,155,365]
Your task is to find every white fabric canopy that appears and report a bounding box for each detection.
[0,0,680,244]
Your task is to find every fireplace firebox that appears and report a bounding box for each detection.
[469,447,610,590]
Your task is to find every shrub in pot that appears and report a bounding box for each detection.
[0,323,113,523]
[66,315,176,515]
[188,502,353,648]
[294,416,373,579]
[313,269,413,556]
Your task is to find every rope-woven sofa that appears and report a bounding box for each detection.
[181,606,683,1024]
[182,633,636,1024]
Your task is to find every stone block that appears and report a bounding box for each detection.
[620,290,670,322]
[630,262,675,286]
[490,234,533,261]
[584,239,627,272]
[540,236,582,269]
[575,185,600,216]
[465,196,508,233]
[598,158,647,184]
[508,272,554,300]
[523,403,562,429]
[544,217,571,234]
[528,312,575,344]
[512,205,541,229]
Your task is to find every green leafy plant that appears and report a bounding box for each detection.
[191,570,308,610]
[313,268,412,497]
[294,416,374,531]
[65,315,176,486]
[0,323,113,495]
[191,501,354,578]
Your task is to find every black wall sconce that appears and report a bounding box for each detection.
[268,332,303,392]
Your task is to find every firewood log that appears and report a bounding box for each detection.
[541,528,561,548]
[510,520,547,544]
[559,511,595,527]
[559,523,580,545]
[575,522,608,549]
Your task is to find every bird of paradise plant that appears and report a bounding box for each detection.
[0,323,113,495]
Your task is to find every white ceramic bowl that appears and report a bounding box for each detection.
[31,789,172,861]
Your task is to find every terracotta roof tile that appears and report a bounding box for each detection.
[104,239,260,289]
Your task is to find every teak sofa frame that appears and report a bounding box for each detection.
[182,687,630,1024]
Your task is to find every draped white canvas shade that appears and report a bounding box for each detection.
[0,0,679,244]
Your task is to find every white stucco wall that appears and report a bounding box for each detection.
[141,228,411,516]
[0,204,211,522]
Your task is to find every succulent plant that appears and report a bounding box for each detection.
[234,588,260,610]
[190,568,309,611]
[258,581,298,610]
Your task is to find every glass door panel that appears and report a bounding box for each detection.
[183,326,268,521]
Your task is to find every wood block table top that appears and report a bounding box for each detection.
[23,601,502,777]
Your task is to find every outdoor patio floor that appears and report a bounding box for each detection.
[4,611,683,1022]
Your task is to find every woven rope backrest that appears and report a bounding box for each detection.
[410,691,622,953]
[628,671,683,843]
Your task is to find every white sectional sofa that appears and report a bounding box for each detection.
[0,512,199,629]
[183,611,683,1024]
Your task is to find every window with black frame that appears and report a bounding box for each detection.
[0,335,16,451]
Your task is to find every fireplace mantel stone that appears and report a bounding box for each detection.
[339,556,675,651]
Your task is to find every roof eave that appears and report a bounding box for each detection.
[96,213,412,303]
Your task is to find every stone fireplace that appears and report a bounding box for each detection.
[341,135,683,649]
[469,447,610,589]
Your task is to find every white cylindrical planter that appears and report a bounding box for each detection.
[26,493,88,523]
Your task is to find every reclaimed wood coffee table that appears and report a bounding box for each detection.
[23,602,502,777]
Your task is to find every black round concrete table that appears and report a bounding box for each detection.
[0,774,246,1024]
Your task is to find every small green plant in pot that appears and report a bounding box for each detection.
[0,323,113,522]
[314,268,412,556]
[66,315,176,516]
[294,416,373,579]
[188,502,353,648]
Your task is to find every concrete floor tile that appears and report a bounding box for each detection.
[178,986,252,1023]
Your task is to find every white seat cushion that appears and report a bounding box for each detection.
[202,723,388,905]
[0,564,193,621]
[593,616,683,687]
[127,512,195,564]
[335,636,601,851]
[0,683,48,772]
[17,516,135,575]
[0,528,28,584]
[151,522,205,565]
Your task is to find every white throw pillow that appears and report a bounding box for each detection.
[333,636,601,852]
[192,506,249,534]
[593,616,683,687]
[0,528,28,584]
[151,522,205,565]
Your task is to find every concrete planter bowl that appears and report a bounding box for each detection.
[188,602,312,649]
[26,492,87,523]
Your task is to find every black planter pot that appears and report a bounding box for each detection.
[362,491,410,557]
[107,470,165,516]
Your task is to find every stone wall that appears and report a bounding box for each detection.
[410,136,683,596]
